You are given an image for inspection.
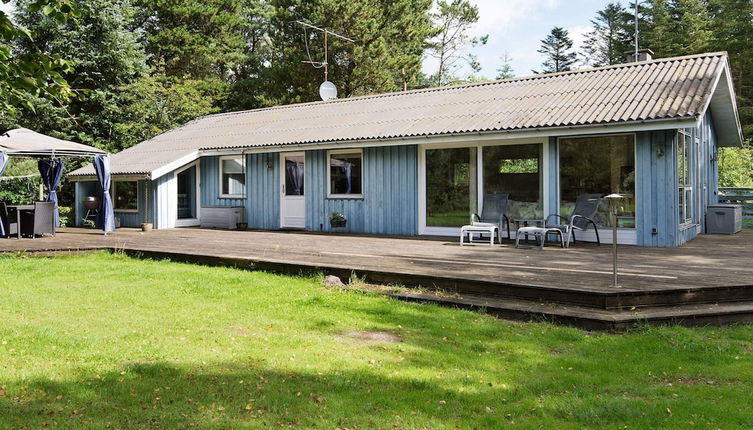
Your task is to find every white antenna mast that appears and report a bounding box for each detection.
[295,20,355,100]
[634,0,639,57]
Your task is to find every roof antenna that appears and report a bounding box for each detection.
[295,20,355,101]
[633,0,639,58]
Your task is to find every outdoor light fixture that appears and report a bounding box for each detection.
[656,143,665,158]
[265,160,274,170]
[604,193,624,287]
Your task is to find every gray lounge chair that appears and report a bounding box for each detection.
[0,201,19,238]
[545,194,602,247]
[471,193,511,243]
[20,201,55,238]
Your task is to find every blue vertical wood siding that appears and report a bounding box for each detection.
[246,153,280,229]
[634,111,718,247]
[305,145,418,235]
[635,130,679,247]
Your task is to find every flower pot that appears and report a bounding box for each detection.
[236,222,248,231]
[330,220,347,228]
[141,223,153,232]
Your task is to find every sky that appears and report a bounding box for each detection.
[422,0,620,79]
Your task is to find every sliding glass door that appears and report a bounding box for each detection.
[425,147,477,227]
[482,144,543,220]
[558,135,635,228]
[421,142,544,232]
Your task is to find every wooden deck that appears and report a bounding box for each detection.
[2,227,753,329]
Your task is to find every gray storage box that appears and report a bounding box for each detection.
[200,206,244,229]
[706,204,742,234]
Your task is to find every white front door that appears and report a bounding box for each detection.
[280,153,306,228]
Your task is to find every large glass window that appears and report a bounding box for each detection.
[220,156,245,197]
[328,150,363,197]
[483,144,542,220]
[678,130,693,224]
[113,181,138,212]
[559,135,635,227]
[426,147,477,227]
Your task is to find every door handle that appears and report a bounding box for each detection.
[282,183,285,194]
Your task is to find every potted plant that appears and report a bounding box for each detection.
[329,212,347,228]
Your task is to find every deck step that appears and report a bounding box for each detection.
[390,291,753,331]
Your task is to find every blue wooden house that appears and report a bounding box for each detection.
[69,51,743,247]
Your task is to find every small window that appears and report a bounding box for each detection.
[113,181,138,212]
[328,150,363,197]
[220,156,245,197]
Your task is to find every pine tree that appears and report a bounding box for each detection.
[537,27,578,73]
[427,0,488,86]
[709,0,753,137]
[641,0,674,56]
[496,51,514,79]
[582,2,634,66]
[670,0,712,54]
[12,0,149,150]
[134,0,247,81]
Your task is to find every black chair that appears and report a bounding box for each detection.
[0,201,19,238]
[471,193,511,243]
[545,194,603,247]
[20,201,55,238]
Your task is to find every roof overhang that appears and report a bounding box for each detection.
[703,59,744,147]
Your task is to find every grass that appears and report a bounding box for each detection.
[1,252,753,429]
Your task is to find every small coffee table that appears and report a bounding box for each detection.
[514,226,565,249]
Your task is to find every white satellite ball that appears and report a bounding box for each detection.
[319,80,338,101]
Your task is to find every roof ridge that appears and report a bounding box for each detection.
[200,51,728,120]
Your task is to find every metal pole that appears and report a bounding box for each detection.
[612,206,618,287]
[634,0,639,57]
[605,193,624,287]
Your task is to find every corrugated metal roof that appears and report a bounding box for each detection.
[71,52,735,178]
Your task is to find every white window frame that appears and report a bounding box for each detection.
[219,155,246,198]
[678,130,694,226]
[112,180,139,213]
[327,149,364,199]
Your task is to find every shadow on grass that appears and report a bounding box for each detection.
[0,360,514,428]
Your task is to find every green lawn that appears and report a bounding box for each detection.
[1,253,752,429]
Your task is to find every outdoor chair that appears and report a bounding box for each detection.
[20,201,55,238]
[470,193,511,243]
[0,201,19,238]
[545,193,603,247]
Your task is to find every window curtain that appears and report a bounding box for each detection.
[38,159,65,227]
[93,155,115,233]
[0,150,8,236]
[339,160,352,194]
[286,160,304,195]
